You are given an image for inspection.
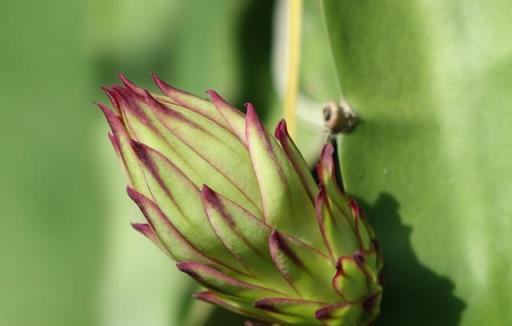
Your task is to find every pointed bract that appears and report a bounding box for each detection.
[254,297,324,324]
[98,103,150,197]
[245,104,327,253]
[315,186,360,260]
[274,119,318,201]
[207,89,247,143]
[177,262,279,300]
[315,303,364,326]
[201,185,294,294]
[130,142,248,274]
[268,230,339,302]
[131,223,166,251]
[317,143,351,219]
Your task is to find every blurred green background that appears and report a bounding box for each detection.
[0,1,334,325]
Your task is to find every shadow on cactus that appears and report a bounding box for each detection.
[361,194,466,325]
[97,75,383,325]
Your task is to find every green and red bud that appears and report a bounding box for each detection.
[98,75,383,325]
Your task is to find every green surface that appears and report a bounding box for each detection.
[0,1,103,325]
[323,0,512,325]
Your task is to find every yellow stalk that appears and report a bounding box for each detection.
[283,0,302,138]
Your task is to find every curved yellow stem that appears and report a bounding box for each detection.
[283,0,302,138]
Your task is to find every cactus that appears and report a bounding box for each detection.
[323,0,512,325]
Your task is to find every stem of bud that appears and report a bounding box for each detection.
[283,0,302,138]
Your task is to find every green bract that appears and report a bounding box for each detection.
[98,75,383,325]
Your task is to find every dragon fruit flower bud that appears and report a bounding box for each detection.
[98,74,383,325]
